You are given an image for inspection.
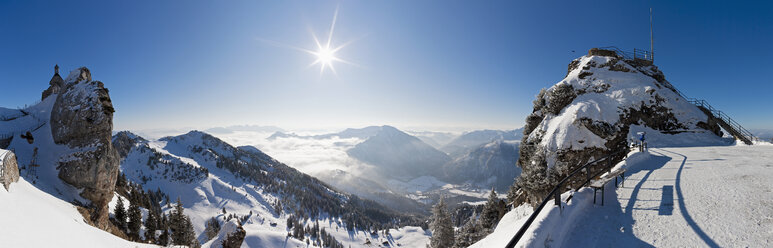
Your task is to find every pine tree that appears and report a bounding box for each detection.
[145,210,158,243]
[204,217,221,240]
[479,188,501,230]
[159,227,170,246]
[429,197,454,248]
[453,216,482,248]
[114,197,127,231]
[127,200,142,241]
[286,215,294,229]
[157,213,170,246]
[506,183,521,206]
[170,197,198,247]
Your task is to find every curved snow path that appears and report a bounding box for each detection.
[564,146,773,247]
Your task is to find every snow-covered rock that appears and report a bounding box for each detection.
[515,50,728,205]
[0,149,19,190]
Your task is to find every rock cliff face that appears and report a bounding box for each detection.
[50,67,119,229]
[1,150,19,191]
[514,51,723,205]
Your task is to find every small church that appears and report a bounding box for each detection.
[41,64,64,101]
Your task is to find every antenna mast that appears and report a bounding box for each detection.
[650,7,654,61]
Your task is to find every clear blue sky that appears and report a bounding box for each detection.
[1,0,771,131]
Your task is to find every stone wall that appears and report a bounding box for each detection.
[588,48,618,57]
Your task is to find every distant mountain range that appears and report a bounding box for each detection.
[266,125,524,208]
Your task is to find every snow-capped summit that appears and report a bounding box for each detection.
[347,125,451,179]
[515,49,729,204]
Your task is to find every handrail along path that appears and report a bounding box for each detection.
[505,148,628,248]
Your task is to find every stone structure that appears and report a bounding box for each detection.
[0,149,20,191]
[588,48,618,57]
[41,64,65,100]
[49,67,119,230]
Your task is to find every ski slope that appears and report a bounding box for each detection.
[474,144,773,247]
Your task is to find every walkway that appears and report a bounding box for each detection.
[564,145,773,247]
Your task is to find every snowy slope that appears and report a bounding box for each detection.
[1,95,94,206]
[0,178,156,248]
[116,130,431,247]
[474,145,773,247]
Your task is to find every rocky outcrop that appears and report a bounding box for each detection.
[514,52,723,206]
[1,150,19,191]
[50,67,119,230]
[206,220,246,248]
[112,131,147,160]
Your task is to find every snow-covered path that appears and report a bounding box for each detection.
[564,145,773,247]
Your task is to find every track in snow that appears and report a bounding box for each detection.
[564,145,773,247]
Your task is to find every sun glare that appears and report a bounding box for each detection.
[304,7,356,75]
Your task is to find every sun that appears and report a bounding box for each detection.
[311,45,339,73]
[305,7,356,75]
[258,6,357,75]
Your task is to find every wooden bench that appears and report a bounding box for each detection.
[590,169,626,206]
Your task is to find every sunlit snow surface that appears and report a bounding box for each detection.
[473,145,773,247]
[0,178,156,248]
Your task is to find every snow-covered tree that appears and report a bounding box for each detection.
[479,188,502,230]
[453,216,482,248]
[429,197,454,248]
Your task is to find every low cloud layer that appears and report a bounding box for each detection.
[211,131,373,176]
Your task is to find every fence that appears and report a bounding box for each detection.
[597,46,654,62]
[505,148,629,248]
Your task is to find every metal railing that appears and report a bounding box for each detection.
[637,65,757,144]
[686,99,757,143]
[505,148,629,248]
[597,46,654,62]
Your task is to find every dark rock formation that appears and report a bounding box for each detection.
[50,67,119,230]
[112,131,147,160]
[1,150,20,191]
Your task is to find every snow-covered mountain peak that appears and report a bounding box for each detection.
[515,50,729,205]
